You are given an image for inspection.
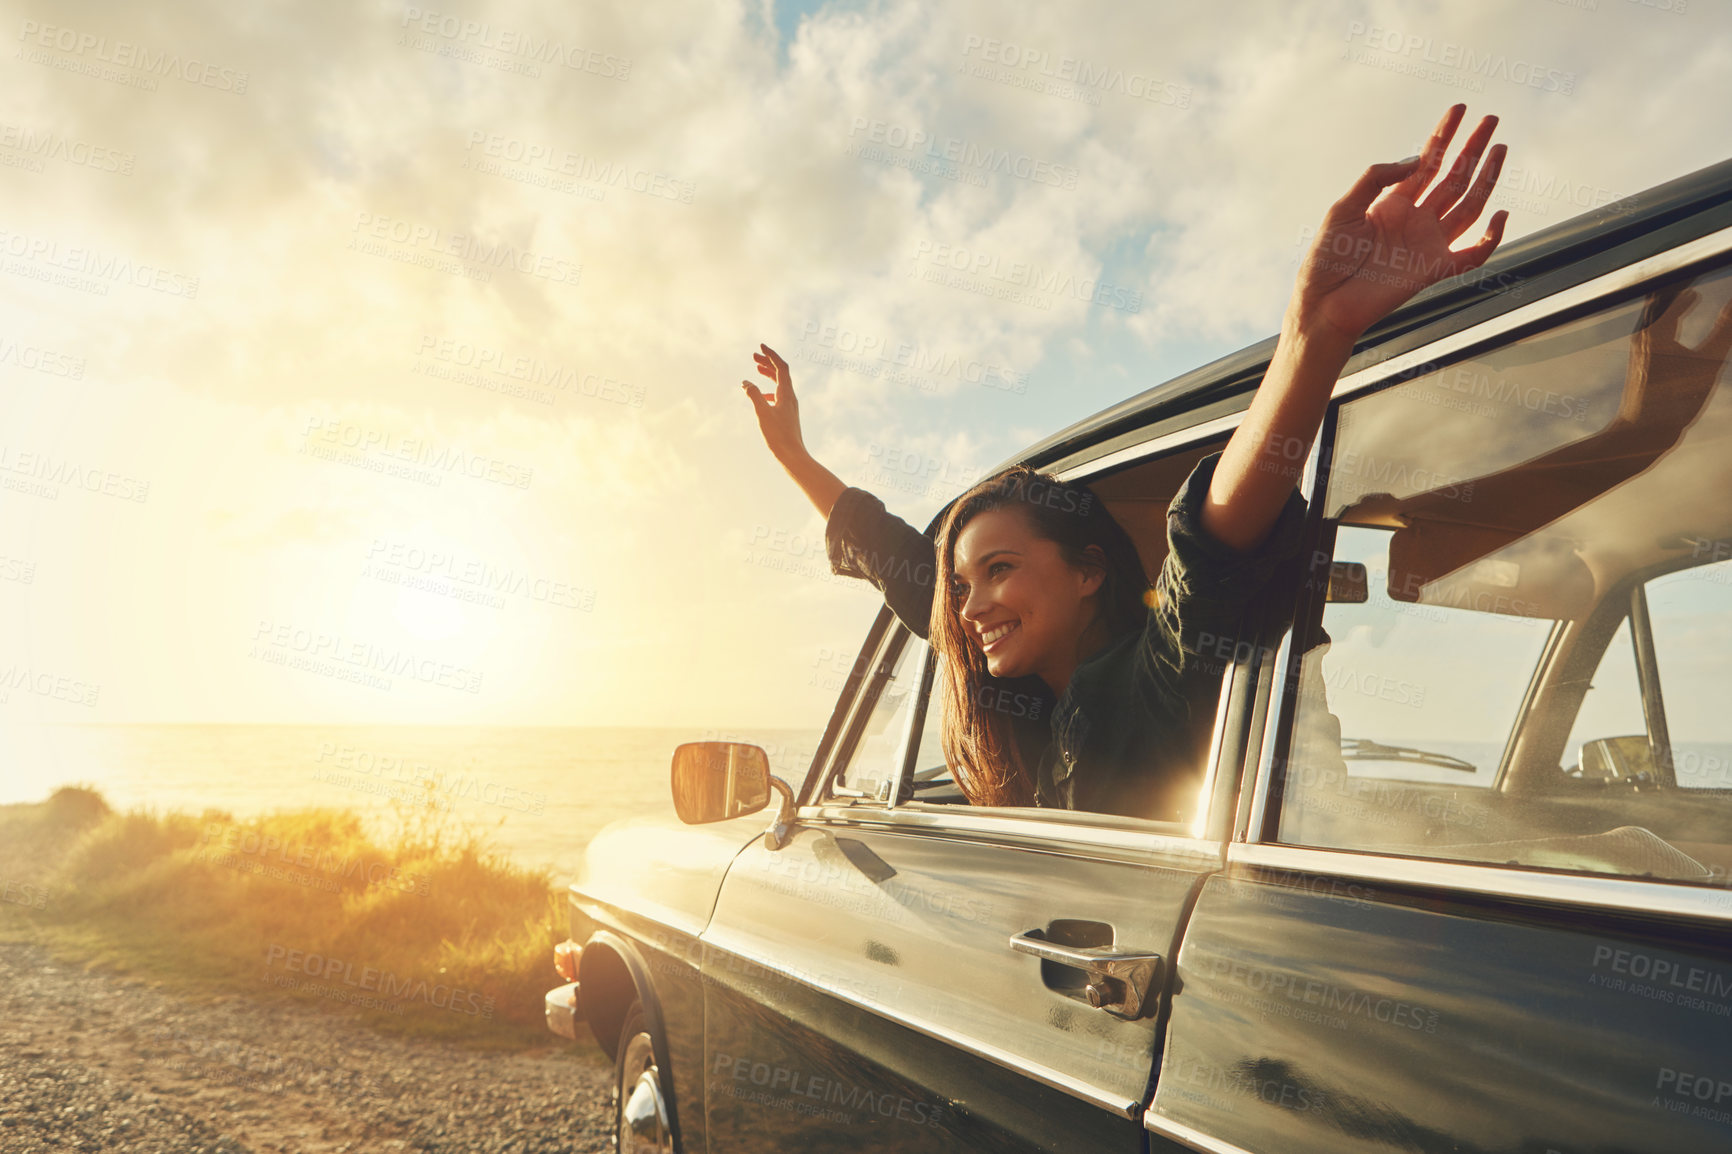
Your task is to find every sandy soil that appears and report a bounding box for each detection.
[0,940,614,1154]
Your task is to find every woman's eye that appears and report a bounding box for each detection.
[989,561,1010,576]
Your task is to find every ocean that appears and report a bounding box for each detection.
[0,724,828,880]
[6,726,1725,881]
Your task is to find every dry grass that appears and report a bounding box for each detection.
[0,786,568,1050]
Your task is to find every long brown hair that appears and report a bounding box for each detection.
[931,466,1149,806]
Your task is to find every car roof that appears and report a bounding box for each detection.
[1011,155,1732,479]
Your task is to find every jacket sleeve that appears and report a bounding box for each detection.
[824,486,941,640]
[1140,451,1309,694]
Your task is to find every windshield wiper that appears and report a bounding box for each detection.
[1340,738,1477,773]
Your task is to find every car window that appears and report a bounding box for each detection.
[1288,524,1552,787]
[1276,258,1732,891]
[826,629,922,803]
[1559,617,1647,780]
[1645,560,1732,792]
[902,648,965,804]
[883,436,1243,831]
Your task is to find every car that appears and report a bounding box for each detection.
[545,155,1732,1154]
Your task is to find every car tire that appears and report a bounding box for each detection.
[612,1001,674,1154]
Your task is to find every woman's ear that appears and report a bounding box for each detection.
[1077,545,1108,598]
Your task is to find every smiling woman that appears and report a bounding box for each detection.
[742,103,1512,820]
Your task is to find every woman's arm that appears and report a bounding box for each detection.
[742,343,846,519]
[743,342,940,637]
[1203,104,1510,554]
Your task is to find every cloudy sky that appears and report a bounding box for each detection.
[1,0,1728,729]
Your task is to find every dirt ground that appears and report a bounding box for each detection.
[0,939,614,1154]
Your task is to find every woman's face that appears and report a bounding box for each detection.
[950,505,1103,686]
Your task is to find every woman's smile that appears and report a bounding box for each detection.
[979,621,1019,652]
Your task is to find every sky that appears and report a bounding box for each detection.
[1,0,1729,729]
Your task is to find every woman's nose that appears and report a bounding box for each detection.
[960,582,993,624]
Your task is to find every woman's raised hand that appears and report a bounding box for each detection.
[742,342,847,519]
[1295,103,1509,344]
[742,343,809,466]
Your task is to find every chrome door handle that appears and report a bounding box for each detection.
[1009,929,1164,1020]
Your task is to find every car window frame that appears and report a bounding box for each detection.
[1232,220,1732,925]
[799,612,920,807]
[799,416,1254,855]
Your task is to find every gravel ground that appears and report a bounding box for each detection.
[0,940,613,1154]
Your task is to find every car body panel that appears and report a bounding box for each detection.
[700,818,1219,1150]
[1150,870,1732,1154]
[571,813,770,1153]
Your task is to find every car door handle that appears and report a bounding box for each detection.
[1008,929,1164,1021]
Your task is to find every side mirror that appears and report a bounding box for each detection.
[1572,735,1656,784]
[1324,561,1368,604]
[669,742,798,848]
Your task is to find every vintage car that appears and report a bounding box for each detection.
[546,155,1732,1154]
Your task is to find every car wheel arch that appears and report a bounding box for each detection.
[578,931,660,1058]
[578,930,685,1149]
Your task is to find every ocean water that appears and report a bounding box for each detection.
[8,726,1722,882]
[0,724,828,879]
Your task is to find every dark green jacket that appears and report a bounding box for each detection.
[824,452,1306,823]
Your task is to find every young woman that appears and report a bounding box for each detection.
[743,104,1509,823]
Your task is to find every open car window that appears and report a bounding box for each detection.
[869,435,1243,835]
[1277,257,1732,890]
[823,626,923,804]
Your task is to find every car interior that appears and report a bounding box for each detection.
[1279,267,1732,888]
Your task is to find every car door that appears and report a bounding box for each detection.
[699,430,1248,1152]
[1148,237,1732,1154]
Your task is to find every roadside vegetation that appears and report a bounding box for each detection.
[0,786,570,1050]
